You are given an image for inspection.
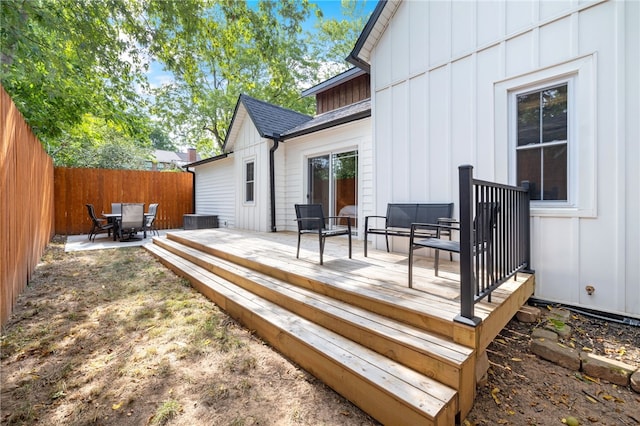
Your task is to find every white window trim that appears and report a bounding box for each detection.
[511,79,573,207]
[494,54,597,218]
[244,158,256,205]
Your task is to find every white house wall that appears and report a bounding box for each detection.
[233,116,271,232]
[194,157,235,228]
[280,119,372,235]
[369,0,639,317]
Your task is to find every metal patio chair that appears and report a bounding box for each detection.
[86,203,114,242]
[117,203,146,241]
[145,203,159,236]
[408,202,500,286]
[295,203,352,265]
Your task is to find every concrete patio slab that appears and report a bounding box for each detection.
[65,229,181,252]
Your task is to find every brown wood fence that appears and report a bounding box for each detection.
[54,168,194,235]
[1,84,195,326]
[1,85,55,326]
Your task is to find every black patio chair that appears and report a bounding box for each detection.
[295,204,352,265]
[118,203,146,241]
[408,202,499,287]
[145,203,159,236]
[86,203,113,242]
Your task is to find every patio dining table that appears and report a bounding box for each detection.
[102,212,152,241]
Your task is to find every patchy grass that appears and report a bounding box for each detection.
[151,399,182,425]
[0,237,378,426]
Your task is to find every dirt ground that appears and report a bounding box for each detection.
[1,237,639,426]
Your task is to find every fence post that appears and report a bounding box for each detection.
[455,165,482,326]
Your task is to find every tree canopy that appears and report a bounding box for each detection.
[1,0,373,167]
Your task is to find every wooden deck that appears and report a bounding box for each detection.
[145,228,534,425]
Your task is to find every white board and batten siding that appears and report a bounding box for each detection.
[231,113,272,233]
[369,0,639,317]
[194,157,235,229]
[280,119,373,235]
[195,109,272,233]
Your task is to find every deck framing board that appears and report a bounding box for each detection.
[146,244,458,425]
[153,237,474,394]
[148,229,535,420]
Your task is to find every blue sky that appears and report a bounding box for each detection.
[147,0,377,88]
[313,0,376,21]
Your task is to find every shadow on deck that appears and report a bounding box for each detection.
[146,228,535,425]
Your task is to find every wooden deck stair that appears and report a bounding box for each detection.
[144,232,502,425]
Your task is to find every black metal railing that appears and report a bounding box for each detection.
[456,165,533,326]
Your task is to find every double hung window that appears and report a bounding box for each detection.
[245,160,255,203]
[515,84,568,201]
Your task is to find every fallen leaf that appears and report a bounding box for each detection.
[583,374,599,384]
[112,402,122,410]
[491,387,501,405]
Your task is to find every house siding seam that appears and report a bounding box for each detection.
[367,0,639,317]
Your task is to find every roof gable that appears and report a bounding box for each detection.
[347,0,401,71]
[223,94,312,151]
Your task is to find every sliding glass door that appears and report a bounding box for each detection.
[307,150,358,228]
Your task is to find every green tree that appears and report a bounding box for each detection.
[52,114,152,169]
[148,0,319,156]
[1,0,150,145]
[149,127,176,151]
[1,0,372,163]
[309,0,373,80]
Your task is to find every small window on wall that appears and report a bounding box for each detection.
[245,161,255,203]
[516,83,568,201]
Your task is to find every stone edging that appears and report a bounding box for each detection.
[516,306,640,393]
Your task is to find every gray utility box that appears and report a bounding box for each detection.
[183,214,219,230]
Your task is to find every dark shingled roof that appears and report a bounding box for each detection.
[239,94,312,139]
[280,98,371,140]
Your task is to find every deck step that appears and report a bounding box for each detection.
[152,236,475,404]
[165,232,477,348]
[146,242,458,426]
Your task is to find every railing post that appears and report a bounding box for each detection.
[455,165,482,326]
[520,180,534,274]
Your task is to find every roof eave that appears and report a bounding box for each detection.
[185,152,232,168]
[221,94,245,152]
[347,0,389,71]
[301,67,367,97]
[281,110,371,141]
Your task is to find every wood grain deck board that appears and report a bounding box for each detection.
[166,231,470,318]
[145,243,458,425]
[153,237,474,389]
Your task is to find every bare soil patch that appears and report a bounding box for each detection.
[1,236,639,425]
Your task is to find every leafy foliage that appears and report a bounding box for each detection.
[1,0,373,165]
